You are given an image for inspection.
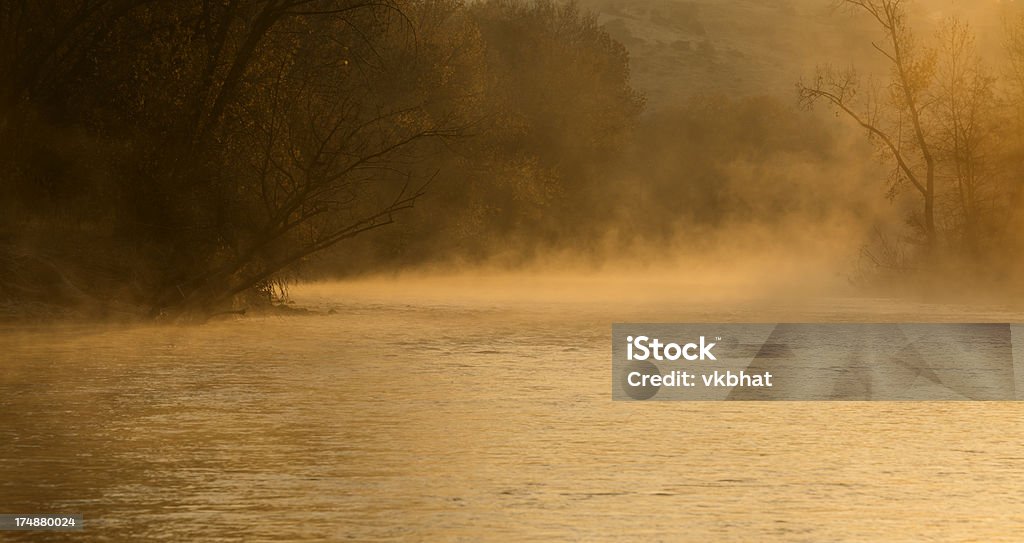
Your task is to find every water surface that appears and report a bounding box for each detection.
[2,280,1024,541]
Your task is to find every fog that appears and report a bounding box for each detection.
[5,4,1024,540]
[2,0,1024,320]
[314,0,1024,311]
[580,0,1016,108]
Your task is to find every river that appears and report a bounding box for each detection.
[2,275,1024,541]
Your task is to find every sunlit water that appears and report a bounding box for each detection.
[2,278,1024,541]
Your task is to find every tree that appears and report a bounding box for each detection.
[0,0,648,317]
[331,0,646,268]
[0,1,470,318]
[932,18,997,253]
[798,0,938,249]
[141,2,468,314]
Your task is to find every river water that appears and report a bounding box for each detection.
[2,276,1024,541]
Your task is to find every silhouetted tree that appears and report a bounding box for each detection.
[799,0,938,250]
[0,1,468,317]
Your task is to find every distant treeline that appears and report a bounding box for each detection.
[2,0,1022,320]
[340,93,862,271]
[0,0,645,318]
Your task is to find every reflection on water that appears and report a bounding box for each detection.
[2,282,1024,541]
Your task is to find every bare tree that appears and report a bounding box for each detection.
[799,0,938,249]
[932,17,996,252]
[145,2,468,315]
[0,1,469,318]
[1001,12,1024,232]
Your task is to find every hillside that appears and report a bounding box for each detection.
[579,0,1013,110]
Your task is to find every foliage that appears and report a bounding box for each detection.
[0,0,644,317]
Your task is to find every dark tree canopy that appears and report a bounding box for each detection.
[0,0,646,318]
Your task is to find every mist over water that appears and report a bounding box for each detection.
[3,280,1024,541]
[5,0,1024,316]
[4,1,1024,540]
